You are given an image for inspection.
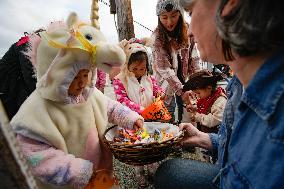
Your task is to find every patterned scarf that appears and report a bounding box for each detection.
[197,87,226,114]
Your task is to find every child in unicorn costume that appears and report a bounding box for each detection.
[10,12,143,189]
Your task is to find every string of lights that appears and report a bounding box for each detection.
[98,0,153,32]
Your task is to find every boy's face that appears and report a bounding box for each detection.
[128,60,147,79]
[68,69,91,96]
[193,86,212,99]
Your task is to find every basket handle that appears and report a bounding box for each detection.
[104,125,118,136]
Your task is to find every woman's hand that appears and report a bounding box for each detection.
[133,119,144,131]
[179,123,213,150]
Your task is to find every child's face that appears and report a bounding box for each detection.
[193,86,212,99]
[128,60,147,79]
[159,10,180,32]
[68,69,91,96]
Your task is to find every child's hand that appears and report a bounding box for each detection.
[190,112,196,123]
[133,119,143,131]
[156,91,165,100]
[181,91,195,104]
[186,103,197,113]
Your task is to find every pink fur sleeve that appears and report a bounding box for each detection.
[150,76,164,98]
[107,97,143,129]
[17,135,93,189]
[112,78,144,114]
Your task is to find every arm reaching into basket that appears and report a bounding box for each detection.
[107,98,144,130]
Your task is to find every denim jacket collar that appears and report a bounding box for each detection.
[241,46,284,121]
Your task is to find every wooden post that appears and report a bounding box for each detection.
[109,0,116,14]
[115,0,135,41]
[0,100,37,189]
[91,0,100,29]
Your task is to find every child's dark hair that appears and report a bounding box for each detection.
[128,51,150,74]
[182,70,224,92]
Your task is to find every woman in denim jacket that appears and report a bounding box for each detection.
[154,0,284,188]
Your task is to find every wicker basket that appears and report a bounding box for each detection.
[103,122,183,166]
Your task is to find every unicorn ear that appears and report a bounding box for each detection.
[118,39,129,50]
[66,12,79,29]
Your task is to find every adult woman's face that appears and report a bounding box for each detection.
[186,0,225,65]
[159,10,180,32]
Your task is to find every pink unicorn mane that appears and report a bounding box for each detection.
[25,21,67,69]
[24,33,41,70]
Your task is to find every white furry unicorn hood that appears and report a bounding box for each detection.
[34,13,125,103]
[36,41,98,103]
[117,38,152,80]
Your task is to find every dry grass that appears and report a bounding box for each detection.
[113,149,207,189]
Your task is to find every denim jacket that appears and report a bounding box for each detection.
[210,46,284,188]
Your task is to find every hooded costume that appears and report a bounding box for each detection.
[10,13,142,189]
[112,38,164,114]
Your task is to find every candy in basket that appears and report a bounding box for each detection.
[103,122,183,165]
